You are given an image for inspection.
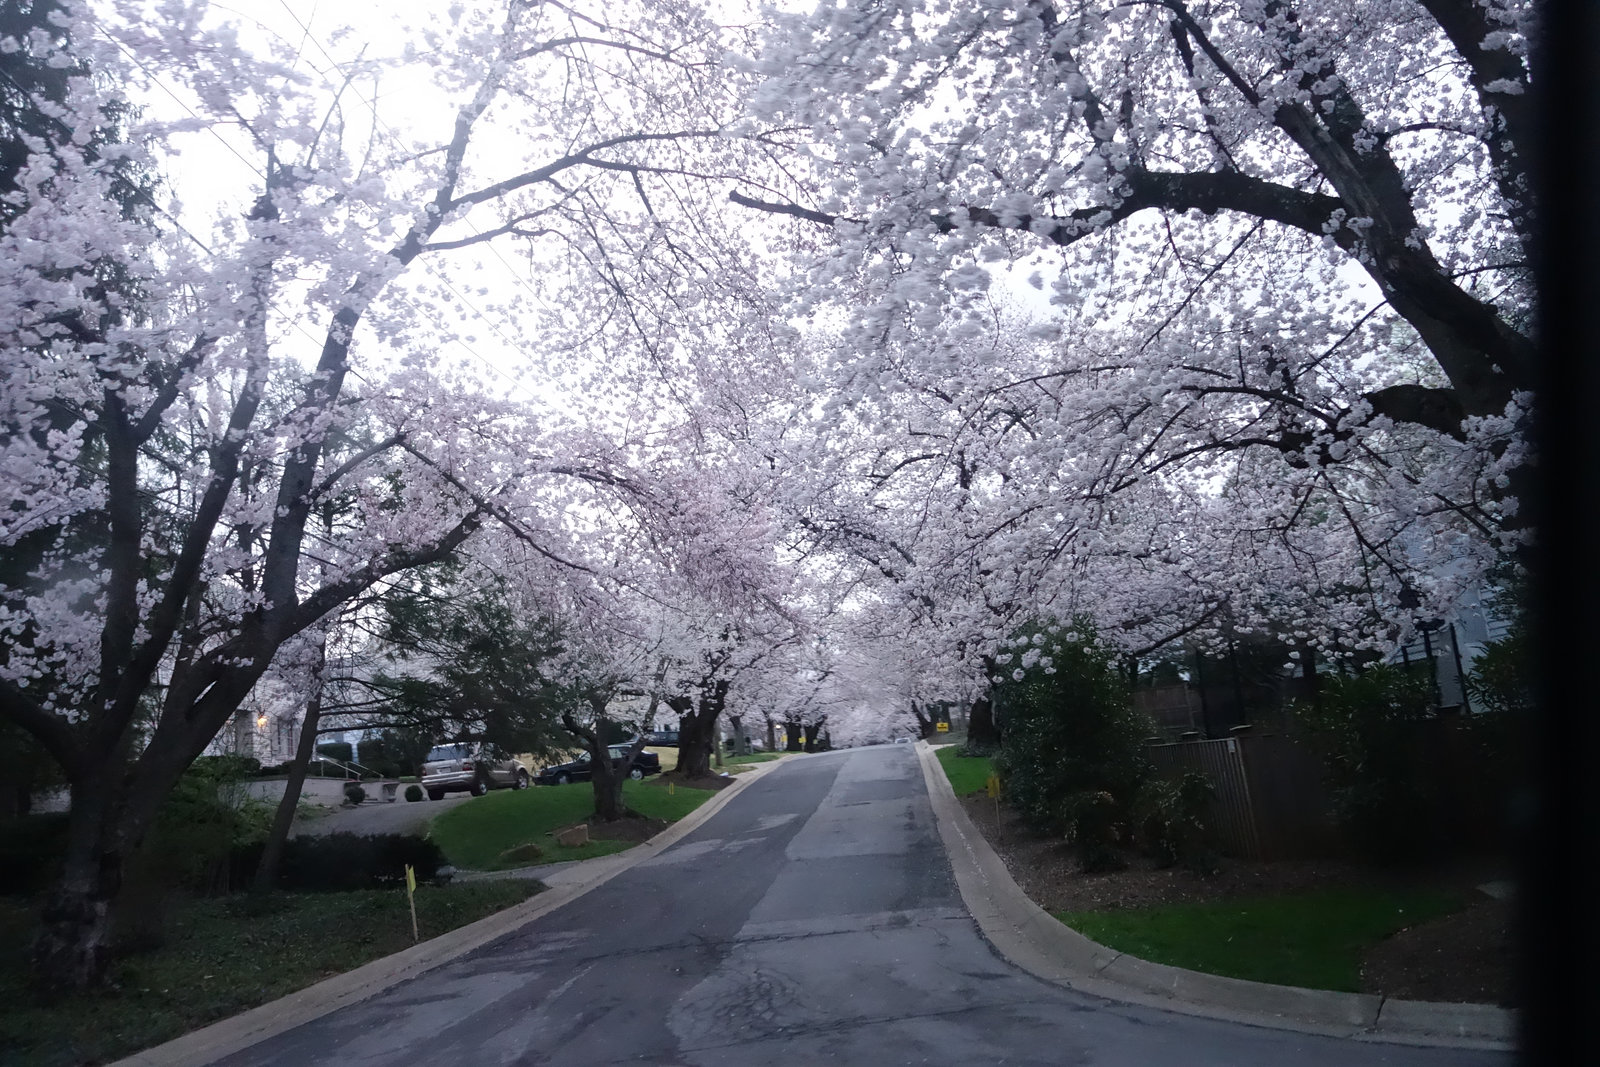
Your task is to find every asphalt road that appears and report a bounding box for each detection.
[218,746,1510,1067]
[289,793,472,839]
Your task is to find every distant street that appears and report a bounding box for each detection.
[221,746,1509,1066]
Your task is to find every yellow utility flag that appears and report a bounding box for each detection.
[405,864,419,942]
[668,780,674,795]
[985,774,1000,798]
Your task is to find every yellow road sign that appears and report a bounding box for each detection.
[935,722,949,733]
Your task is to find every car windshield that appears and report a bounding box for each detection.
[426,744,469,762]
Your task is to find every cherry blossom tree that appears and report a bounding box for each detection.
[740,0,1533,424]
[0,0,767,991]
[725,0,1536,664]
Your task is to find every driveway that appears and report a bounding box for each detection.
[222,747,1508,1066]
[290,794,473,839]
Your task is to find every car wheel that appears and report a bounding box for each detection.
[427,788,445,801]
[471,776,490,797]
[629,767,644,780]
[514,769,530,789]
[556,773,570,785]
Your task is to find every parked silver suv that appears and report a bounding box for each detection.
[420,743,530,800]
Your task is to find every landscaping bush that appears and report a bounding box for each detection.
[131,757,274,897]
[991,619,1151,871]
[405,784,424,802]
[1134,772,1220,875]
[189,753,261,779]
[254,758,344,778]
[344,783,367,805]
[1058,789,1123,872]
[111,757,273,949]
[316,741,355,764]
[234,832,447,892]
[1292,664,1438,864]
[0,812,69,896]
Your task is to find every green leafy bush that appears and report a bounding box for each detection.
[343,783,367,805]
[357,728,436,778]
[1465,627,1531,719]
[404,784,424,802]
[131,757,274,897]
[1292,664,1437,864]
[316,741,355,764]
[233,832,447,892]
[189,753,261,778]
[1134,772,1220,874]
[116,757,273,949]
[1058,789,1123,872]
[254,758,345,778]
[0,812,69,896]
[991,619,1150,871]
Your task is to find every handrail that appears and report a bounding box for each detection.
[310,754,384,780]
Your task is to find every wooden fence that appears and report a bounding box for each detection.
[1146,733,1335,860]
[1133,684,1201,738]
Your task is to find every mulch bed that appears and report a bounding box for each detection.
[585,813,669,843]
[661,771,737,791]
[956,793,1514,1006]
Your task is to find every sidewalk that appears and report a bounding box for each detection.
[911,741,1515,1051]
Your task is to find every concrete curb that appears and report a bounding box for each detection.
[111,761,785,1067]
[913,741,1515,1051]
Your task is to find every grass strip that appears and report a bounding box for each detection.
[0,881,538,1067]
[1054,887,1463,992]
[429,778,716,871]
[935,745,994,797]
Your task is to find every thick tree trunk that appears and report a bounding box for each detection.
[967,693,1000,750]
[566,697,639,822]
[728,715,749,756]
[783,721,802,752]
[589,738,627,822]
[764,716,777,752]
[672,680,726,779]
[911,702,938,740]
[253,635,328,892]
[802,719,824,752]
[31,780,125,995]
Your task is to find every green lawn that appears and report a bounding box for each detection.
[724,752,783,768]
[429,778,717,871]
[0,881,538,1067]
[1055,888,1464,992]
[935,745,994,797]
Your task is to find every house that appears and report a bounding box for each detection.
[1385,577,1514,713]
[206,677,302,765]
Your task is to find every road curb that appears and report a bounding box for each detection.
[110,760,785,1067]
[913,741,1515,1051]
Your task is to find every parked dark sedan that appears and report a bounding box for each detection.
[534,745,661,785]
